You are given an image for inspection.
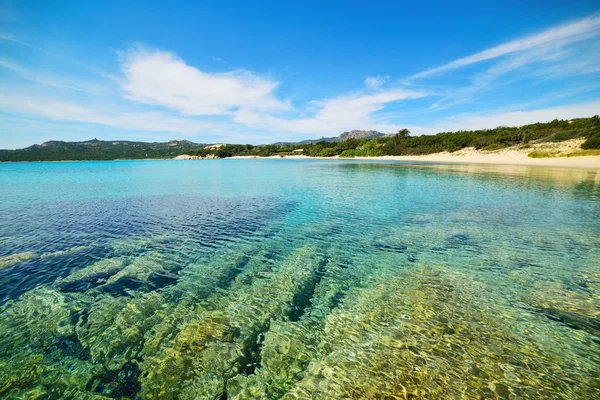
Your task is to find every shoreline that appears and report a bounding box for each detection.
[3,153,600,170]
[229,153,600,169]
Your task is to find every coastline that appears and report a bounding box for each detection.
[229,153,600,169]
[3,154,599,169]
[227,138,600,169]
[3,151,600,170]
[356,153,600,169]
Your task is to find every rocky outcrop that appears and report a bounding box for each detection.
[173,154,219,160]
[203,143,226,150]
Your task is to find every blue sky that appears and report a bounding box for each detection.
[1,0,600,148]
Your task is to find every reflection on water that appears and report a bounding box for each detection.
[416,162,600,185]
[0,159,599,399]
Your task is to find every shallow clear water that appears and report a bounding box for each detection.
[0,159,599,399]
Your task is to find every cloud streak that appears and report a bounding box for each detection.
[412,14,600,113]
[410,14,600,79]
[364,75,389,90]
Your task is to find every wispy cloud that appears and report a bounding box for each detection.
[410,14,600,80]
[364,75,389,90]
[411,14,600,113]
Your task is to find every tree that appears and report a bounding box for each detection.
[396,128,411,139]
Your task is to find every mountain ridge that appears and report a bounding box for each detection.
[273,130,390,145]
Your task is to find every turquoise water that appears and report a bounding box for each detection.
[0,159,599,399]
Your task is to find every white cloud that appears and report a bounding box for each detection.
[364,75,389,90]
[0,43,426,141]
[119,46,290,116]
[411,14,600,79]
[235,89,427,135]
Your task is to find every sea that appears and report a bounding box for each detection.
[0,159,599,399]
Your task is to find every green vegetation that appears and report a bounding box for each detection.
[560,149,600,157]
[2,116,599,161]
[0,139,205,161]
[186,115,600,159]
[581,132,600,149]
[528,151,556,158]
[482,143,509,151]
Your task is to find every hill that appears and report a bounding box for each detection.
[273,130,388,145]
[0,139,206,161]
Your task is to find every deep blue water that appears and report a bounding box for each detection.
[0,159,599,399]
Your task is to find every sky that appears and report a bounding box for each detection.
[1,0,600,149]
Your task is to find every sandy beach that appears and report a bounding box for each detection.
[230,153,600,169]
[353,153,600,169]
[229,139,600,169]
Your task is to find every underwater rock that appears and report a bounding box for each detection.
[372,242,408,253]
[56,253,172,297]
[108,234,173,256]
[103,256,163,285]
[226,257,365,399]
[41,245,93,259]
[139,247,325,400]
[217,323,317,400]
[226,373,268,400]
[0,286,104,398]
[446,233,472,246]
[146,270,180,290]
[76,291,167,371]
[54,257,128,291]
[540,307,600,336]
[523,278,600,337]
[85,360,142,398]
[0,286,74,350]
[172,252,251,301]
[179,375,227,400]
[0,251,37,269]
[97,276,146,296]
[0,246,94,271]
[0,350,103,399]
[257,322,317,395]
[140,311,245,399]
